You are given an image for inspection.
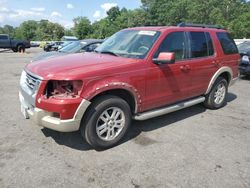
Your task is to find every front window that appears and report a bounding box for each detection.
[95,30,161,59]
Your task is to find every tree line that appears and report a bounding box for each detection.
[0,0,249,41]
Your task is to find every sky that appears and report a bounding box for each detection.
[0,0,142,28]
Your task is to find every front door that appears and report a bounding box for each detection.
[144,31,193,111]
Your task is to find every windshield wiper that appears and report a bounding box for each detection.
[97,50,119,57]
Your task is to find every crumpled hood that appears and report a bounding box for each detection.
[25,52,139,80]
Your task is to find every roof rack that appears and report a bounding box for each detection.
[177,22,224,29]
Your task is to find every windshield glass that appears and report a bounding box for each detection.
[59,41,86,53]
[238,42,250,52]
[95,30,161,59]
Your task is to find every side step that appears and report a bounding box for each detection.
[134,96,205,121]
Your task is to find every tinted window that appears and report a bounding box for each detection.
[216,32,238,54]
[190,32,208,58]
[155,32,186,60]
[0,35,8,40]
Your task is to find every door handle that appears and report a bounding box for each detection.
[180,65,191,71]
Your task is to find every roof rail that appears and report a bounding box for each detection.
[177,22,225,29]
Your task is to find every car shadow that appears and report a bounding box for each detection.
[41,93,237,151]
[240,75,250,80]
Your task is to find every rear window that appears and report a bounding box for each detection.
[216,32,238,55]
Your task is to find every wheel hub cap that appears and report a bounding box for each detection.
[96,107,125,141]
[214,83,226,105]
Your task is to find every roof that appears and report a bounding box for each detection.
[80,39,104,44]
[127,25,226,32]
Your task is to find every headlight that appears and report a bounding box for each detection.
[20,71,27,86]
[46,80,83,99]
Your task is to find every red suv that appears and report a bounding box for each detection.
[19,23,240,149]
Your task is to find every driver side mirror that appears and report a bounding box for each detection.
[153,52,175,64]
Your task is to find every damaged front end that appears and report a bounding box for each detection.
[45,80,83,99]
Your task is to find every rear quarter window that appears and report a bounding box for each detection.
[216,32,238,55]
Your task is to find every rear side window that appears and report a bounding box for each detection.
[190,32,210,58]
[154,31,186,60]
[216,32,238,54]
[0,35,8,40]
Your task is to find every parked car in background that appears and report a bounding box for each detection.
[238,41,250,76]
[61,36,78,41]
[30,41,40,47]
[43,41,64,52]
[19,24,239,149]
[32,39,103,62]
[57,41,72,51]
[0,34,30,52]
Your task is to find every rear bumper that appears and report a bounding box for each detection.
[19,92,91,132]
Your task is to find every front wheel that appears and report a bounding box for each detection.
[204,77,228,109]
[80,95,131,149]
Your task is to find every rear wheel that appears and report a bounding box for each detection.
[204,77,228,109]
[80,95,131,149]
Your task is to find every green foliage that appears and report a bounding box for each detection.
[141,0,250,38]
[0,19,65,41]
[73,17,92,39]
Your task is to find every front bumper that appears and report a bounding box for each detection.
[19,92,91,132]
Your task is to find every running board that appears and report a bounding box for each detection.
[134,96,205,121]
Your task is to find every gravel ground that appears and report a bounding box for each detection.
[0,48,249,188]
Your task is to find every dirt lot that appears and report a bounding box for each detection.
[0,48,249,188]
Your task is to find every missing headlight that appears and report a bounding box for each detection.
[45,80,83,99]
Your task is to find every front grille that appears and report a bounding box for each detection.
[25,73,39,90]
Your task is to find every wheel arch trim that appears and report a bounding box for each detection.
[205,66,233,94]
[83,82,141,113]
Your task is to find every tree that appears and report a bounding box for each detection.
[18,20,38,40]
[73,17,92,39]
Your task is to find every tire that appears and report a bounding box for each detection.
[204,77,228,109]
[80,95,131,149]
[17,45,25,53]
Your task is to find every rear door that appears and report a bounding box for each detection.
[185,31,218,96]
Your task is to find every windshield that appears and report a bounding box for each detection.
[59,41,86,53]
[238,42,250,52]
[95,30,161,59]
